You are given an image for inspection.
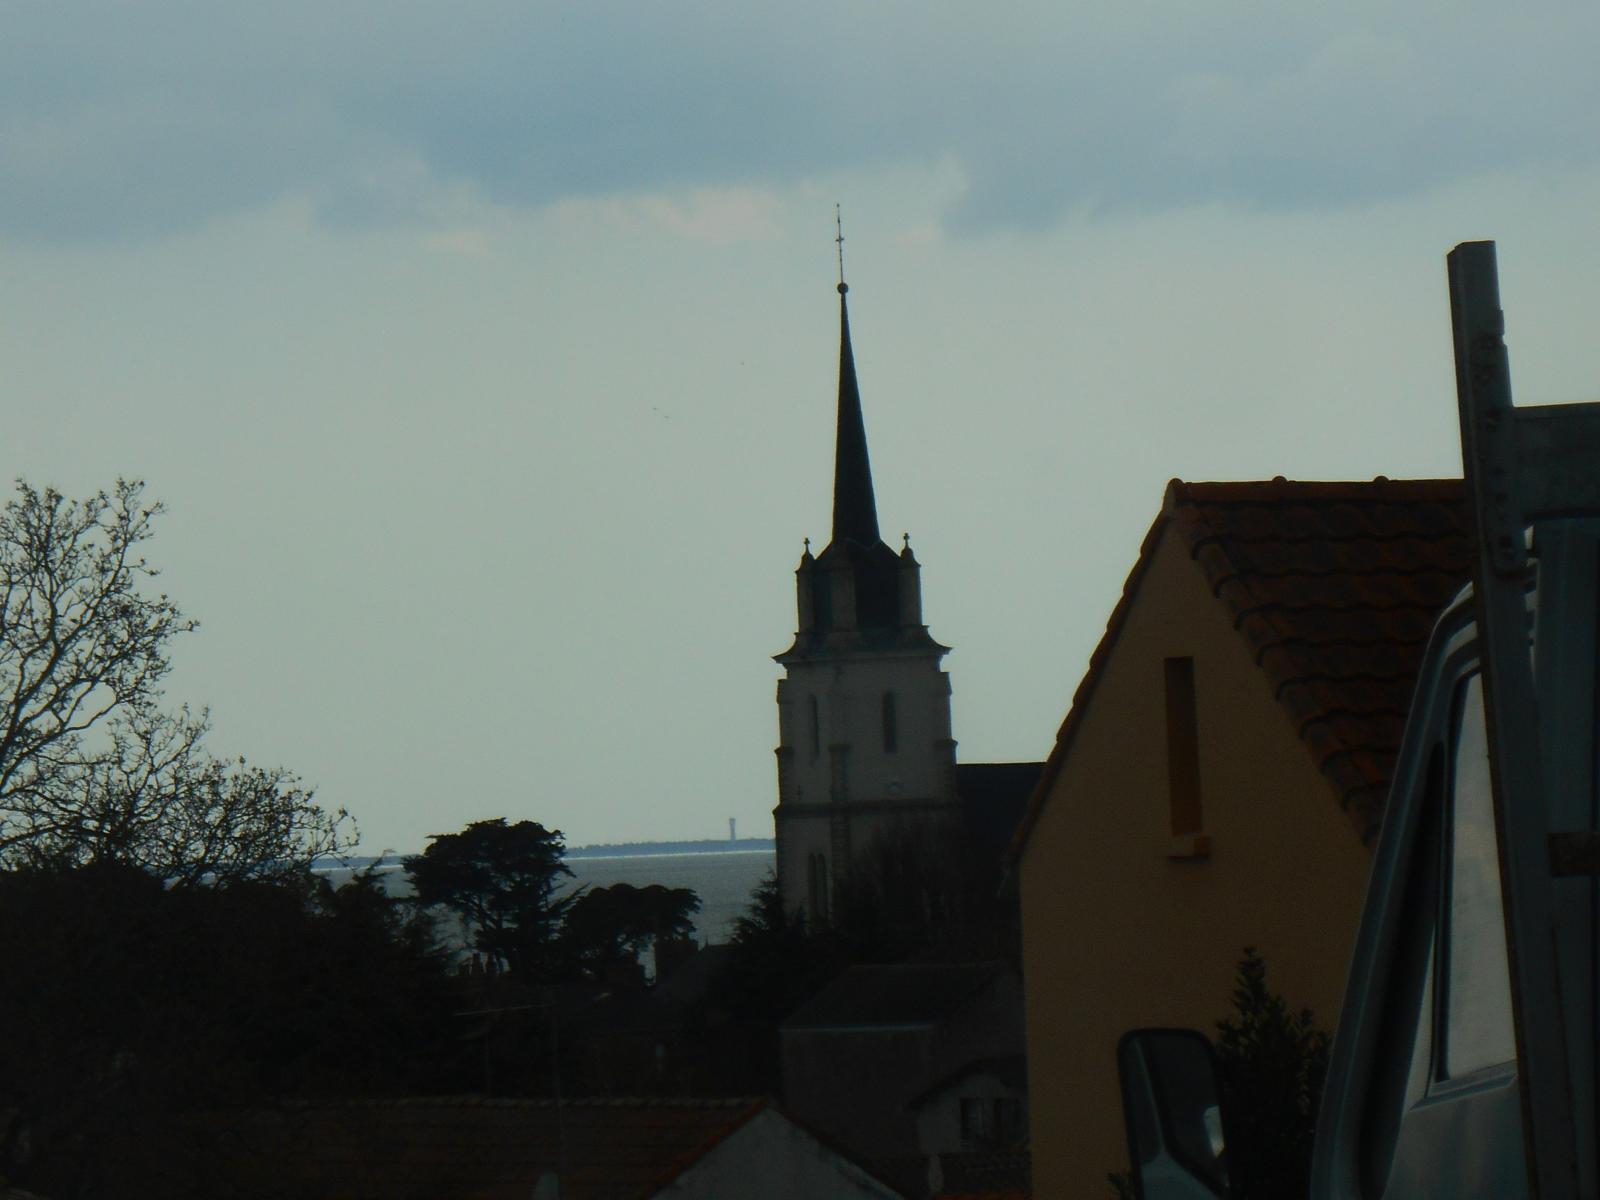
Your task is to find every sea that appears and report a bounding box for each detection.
[561,850,774,943]
[317,848,774,947]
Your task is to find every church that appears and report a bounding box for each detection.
[771,273,1041,920]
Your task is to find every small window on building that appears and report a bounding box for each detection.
[882,691,898,753]
[1164,657,1203,835]
[806,852,829,922]
[808,696,821,761]
[993,1097,1022,1145]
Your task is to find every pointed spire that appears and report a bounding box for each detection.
[831,209,880,547]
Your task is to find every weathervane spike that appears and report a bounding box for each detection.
[835,204,847,294]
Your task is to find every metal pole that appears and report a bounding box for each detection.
[1448,240,1579,1200]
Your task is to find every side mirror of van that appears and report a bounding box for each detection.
[1118,1028,1232,1199]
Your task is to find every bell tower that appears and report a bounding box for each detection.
[772,249,958,920]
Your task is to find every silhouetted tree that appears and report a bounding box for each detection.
[0,863,459,1198]
[1213,948,1330,1200]
[0,478,350,879]
[18,705,343,886]
[831,819,1018,963]
[404,818,577,976]
[562,882,701,979]
[702,873,844,1091]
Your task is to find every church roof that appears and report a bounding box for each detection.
[830,284,882,550]
[1010,477,1473,856]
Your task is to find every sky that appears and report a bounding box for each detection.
[5,1,1600,854]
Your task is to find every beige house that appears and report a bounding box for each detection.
[1012,478,1472,1199]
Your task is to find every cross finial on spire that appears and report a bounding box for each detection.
[835,204,847,295]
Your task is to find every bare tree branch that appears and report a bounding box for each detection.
[0,479,353,881]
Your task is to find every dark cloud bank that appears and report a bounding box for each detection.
[4,0,1598,243]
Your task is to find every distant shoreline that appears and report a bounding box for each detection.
[318,838,776,873]
[564,837,775,860]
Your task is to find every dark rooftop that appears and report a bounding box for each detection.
[783,963,1009,1031]
[191,1096,765,1200]
[956,762,1044,851]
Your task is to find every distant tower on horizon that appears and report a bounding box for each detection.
[729,817,736,843]
[771,261,958,920]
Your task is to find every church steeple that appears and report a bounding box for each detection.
[831,282,880,548]
[776,219,947,658]
[771,229,958,920]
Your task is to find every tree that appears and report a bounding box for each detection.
[562,882,701,978]
[404,818,576,975]
[1213,948,1331,1200]
[0,480,190,856]
[0,863,462,1197]
[831,819,1018,963]
[16,705,346,886]
[0,479,350,878]
[702,872,844,1091]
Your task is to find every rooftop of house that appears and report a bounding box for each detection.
[956,762,1044,852]
[906,1055,1028,1110]
[1013,476,1473,854]
[783,962,1011,1032]
[189,1096,767,1200]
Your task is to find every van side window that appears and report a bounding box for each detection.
[1440,673,1516,1077]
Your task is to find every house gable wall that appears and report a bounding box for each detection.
[911,1068,1028,1154]
[1019,522,1372,1198]
[659,1108,903,1199]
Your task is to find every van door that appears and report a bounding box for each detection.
[1379,670,1525,1197]
[1311,604,1529,1199]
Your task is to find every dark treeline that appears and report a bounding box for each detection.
[2,817,721,1195]
[0,864,460,1193]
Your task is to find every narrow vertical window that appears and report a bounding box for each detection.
[1164,657,1202,835]
[882,691,898,753]
[807,853,829,921]
[808,696,821,760]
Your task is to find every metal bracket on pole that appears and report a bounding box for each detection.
[1448,240,1581,1200]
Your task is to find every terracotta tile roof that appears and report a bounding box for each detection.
[193,1096,766,1200]
[1010,477,1472,856]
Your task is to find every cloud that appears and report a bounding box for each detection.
[421,227,492,258]
[4,0,1599,244]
